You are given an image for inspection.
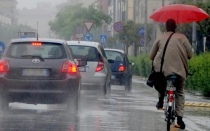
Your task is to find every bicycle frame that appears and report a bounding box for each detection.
[164,76,177,131]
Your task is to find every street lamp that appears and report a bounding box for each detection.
[144,0,147,53]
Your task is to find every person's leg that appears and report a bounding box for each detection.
[155,85,166,109]
[175,80,185,129]
[156,93,164,109]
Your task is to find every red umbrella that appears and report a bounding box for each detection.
[150,4,209,24]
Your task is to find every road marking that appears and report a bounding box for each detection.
[185,101,210,107]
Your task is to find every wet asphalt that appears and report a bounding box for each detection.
[0,78,209,131]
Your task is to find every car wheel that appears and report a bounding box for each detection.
[0,92,9,111]
[66,89,79,115]
[125,77,132,93]
[103,80,111,96]
[106,81,111,96]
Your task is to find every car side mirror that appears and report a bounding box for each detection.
[108,59,114,63]
[77,59,87,67]
[130,62,134,66]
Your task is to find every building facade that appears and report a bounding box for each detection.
[0,0,17,25]
[17,2,58,38]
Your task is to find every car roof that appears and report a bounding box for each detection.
[66,41,100,48]
[11,38,66,44]
[104,48,125,54]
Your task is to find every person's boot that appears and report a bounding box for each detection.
[156,97,164,110]
[175,116,185,129]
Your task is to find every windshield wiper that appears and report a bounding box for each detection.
[21,55,44,61]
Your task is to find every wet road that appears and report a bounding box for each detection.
[0,78,209,131]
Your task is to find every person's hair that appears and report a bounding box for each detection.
[166,19,177,32]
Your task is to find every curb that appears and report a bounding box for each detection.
[184,101,210,108]
[132,76,210,108]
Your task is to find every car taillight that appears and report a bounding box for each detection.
[0,60,10,73]
[96,58,104,72]
[119,65,126,72]
[62,61,77,74]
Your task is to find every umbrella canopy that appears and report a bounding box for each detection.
[150,4,209,24]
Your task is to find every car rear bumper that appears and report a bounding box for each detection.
[0,76,80,104]
[111,72,129,85]
[81,76,106,90]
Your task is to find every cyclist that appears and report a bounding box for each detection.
[149,19,193,129]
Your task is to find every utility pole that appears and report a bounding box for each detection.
[162,0,164,6]
[192,0,197,52]
[144,0,147,53]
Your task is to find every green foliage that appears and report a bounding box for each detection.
[186,53,210,96]
[117,20,140,54]
[0,23,34,45]
[49,4,112,40]
[128,55,152,77]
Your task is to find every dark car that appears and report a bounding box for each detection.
[104,48,133,92]
[0,38,86,112]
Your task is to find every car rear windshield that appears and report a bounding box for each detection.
[68,45,99,61]
[7,42,67,59]
[105,50,124,62]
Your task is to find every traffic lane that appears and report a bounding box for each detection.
[0,83,165,131]
[78,85,166,131]
[0,79,209,131]
[0,104,78,131]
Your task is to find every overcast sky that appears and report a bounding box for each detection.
[17,0,67,9]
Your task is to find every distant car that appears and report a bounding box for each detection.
[104,48,133,92]
[0,38,86,112]
[67,41,111,95]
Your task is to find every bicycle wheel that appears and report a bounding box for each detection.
[167,106,172,131]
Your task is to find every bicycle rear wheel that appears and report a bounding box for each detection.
[167,106,172,131]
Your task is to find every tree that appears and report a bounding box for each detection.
[0,23,34,45]
[49,4,112,40]
[117,20,140,55]
[174,0,210,53]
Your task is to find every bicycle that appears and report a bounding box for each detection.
[164,75,178,131]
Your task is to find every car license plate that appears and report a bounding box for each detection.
[22,69,49,76]
[79,67,86,72]
[111,75,115,79]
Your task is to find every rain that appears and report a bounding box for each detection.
[0,0,209,131]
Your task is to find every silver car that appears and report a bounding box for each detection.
[67,41,111,95]
[0,38,86,112]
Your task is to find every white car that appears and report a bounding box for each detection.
[67,41,111,95]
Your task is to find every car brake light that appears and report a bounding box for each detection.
[119,65,126,72]
[62,61,77,74]
[0,60,10,73]
[96,58,104,72]
[32,42,42,46]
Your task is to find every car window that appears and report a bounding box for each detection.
[105,50,124,62]
[69,45,99,61]
[7,42,67,59]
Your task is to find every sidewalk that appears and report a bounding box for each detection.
[132,75,210,108]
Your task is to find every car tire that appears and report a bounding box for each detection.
[125,77,132,93]
[66,89,79,115]
[0,92,9,111]
[106,81,111,96]
[103,80,111,96]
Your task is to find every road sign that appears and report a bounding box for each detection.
[84,33,93,41]
[100,35,107,43]
[84,21,95,32]
[18,31,36,38]
[113,22,123,32]
[138,27,145,36]
[139,38,145,46]
[0,41,5,54]
[76,34,83,38]
[76,27,84,34]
